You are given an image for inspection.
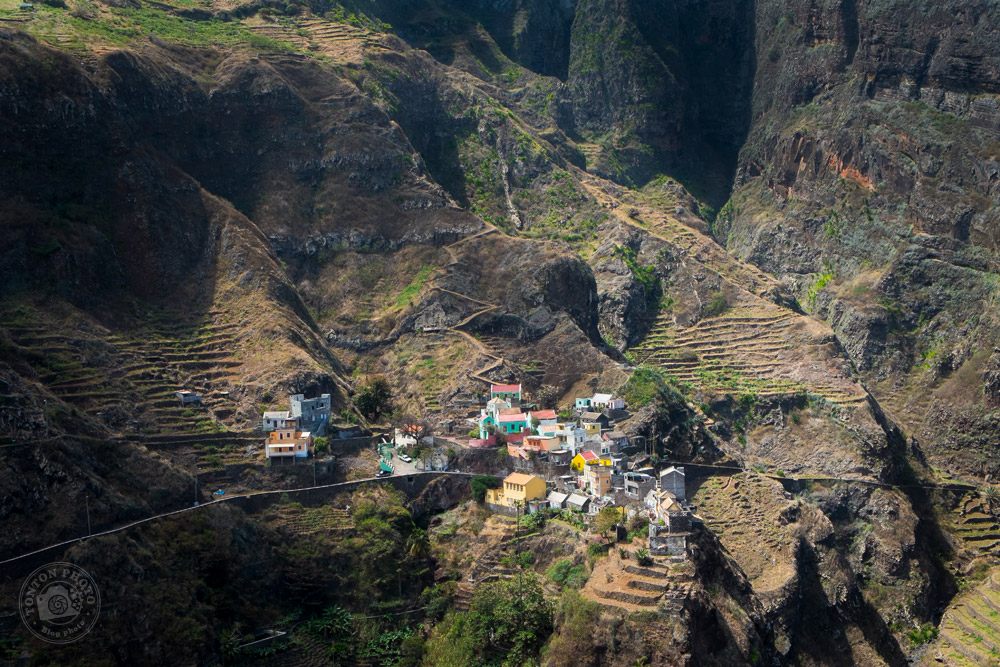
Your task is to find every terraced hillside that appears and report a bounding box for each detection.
[924,569,1000,666]
[632,301,867,407]
[948,493,1000,561]
[582,172,870,410]
[582,545,695,614]
[267,502,356,536]
[691,474,801,595]
[0,294,342,475]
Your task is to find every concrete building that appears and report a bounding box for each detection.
[175,390,202,405]
[645,488,691,557]
[601,430,629,454]
[547,490,569,510]
[290,393,331,435]
[591,393,625,411]
[490,383,522,403]
[585,463,613,497]
[659,466,686,502]
[566,493,591,513]
[624,472,655,499]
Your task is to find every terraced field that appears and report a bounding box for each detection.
[448,516,519,611]
[582,545,695,614]
[268,503,355,536]
[949,493,1000,559]
[1,306,246,438]
[926,569,1000,666]
[631,301,868,406]
[692,474,800,594]
[244,14,384,64]
[578,172,870,408]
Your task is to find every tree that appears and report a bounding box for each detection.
[542,590,600,667]
[593,506,623,544]
[354,376,393,420]
[424,576,553,667]
[470,475,502,504]
[393,412,433,445]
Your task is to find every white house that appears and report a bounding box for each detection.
[263,410,293,431]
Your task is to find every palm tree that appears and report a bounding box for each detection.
[983,485,999,515]
[406,527,430,561]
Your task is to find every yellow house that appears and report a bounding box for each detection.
[486,472,547,508]
[570,450,613,472]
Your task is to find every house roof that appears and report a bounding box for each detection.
[581,411,604,422]
[578,450,598,461]
[498,413,527,422]
[507,444,530,460]
[491,383,522,393]
[264,411,291,419]
[530,409,558,420]
[499,407,522,416]
[660,466,685,477]
[505,472,542,486]
[548,491,569,504]
[566,493,590,506]
[603,430,628,440]
[592,393,613,402]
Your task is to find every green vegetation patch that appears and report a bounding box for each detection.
[546,558,588,589]
[806,270,835,309]
[621,365,678,407]
[423,575,553,667]
[13,2,299,51]
[393,265,433,309]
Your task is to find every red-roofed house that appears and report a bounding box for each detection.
[497,412,528,434]
[528,409,558,428]
[570,449,599,472]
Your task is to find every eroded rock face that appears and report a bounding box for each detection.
[718,0,1000,479]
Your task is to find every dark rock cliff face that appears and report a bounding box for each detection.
[719,0,1000,479]
[559,0,756,198]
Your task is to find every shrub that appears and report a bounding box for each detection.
[635,548,651,565]
[907,624,938,647]
[516,551,536,568]
[546,559,588,589]
[518,511,544,533]
[423,576,553,666]
[543,590,600,667]
[704,291,729,317]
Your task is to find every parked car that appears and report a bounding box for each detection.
[398,454,413,463]
[376,468,392,478]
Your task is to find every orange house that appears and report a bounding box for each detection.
[265,420,314,460]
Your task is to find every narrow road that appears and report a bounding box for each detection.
[0,471,478,567]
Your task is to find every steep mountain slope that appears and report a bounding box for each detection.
[0,0,996,663]
[718,0,1000,481]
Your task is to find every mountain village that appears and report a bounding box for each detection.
[254,382,695,567]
